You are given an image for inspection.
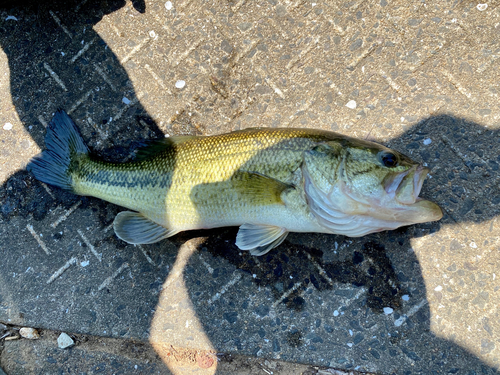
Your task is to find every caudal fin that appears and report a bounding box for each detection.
[27,110,89,191]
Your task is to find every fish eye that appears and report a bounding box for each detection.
[379,152,398,168]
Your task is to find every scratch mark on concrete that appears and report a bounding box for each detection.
[442,70,473,100]
[273,281,303,308]
[304,251,333,286]
[208,273,242,304]
[287,37,319,69]
[120,37,151,64]
[111,92,144,122]
[144,64,171,94]
[71,38,95,63]
[47,257,77,284]
[43,63,68,91]
[379,69,400,92]
[394,299,427,327]
[67,89,94,115]
[51,201,82,228]
[37,115,48,128]
[26,224,50,255]
[40,182,56,200]
[98,263,129,291]
[136,244,155,266]
[49,10,73,39]
[77,229,102,262]
[93,63,117,91]
[197,253,214,274]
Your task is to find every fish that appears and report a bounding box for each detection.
[27,110,443,256]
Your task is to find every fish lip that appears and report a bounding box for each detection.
[412,165,430,200]
[384,165,430,205]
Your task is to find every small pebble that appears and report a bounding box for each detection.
[3,122,13,130]
[402,294,410,301]
[165,1,173,10]
[434,285,443,292]
[175,80,186,89]
[383,307,394,315]
[80,260,90,267]
[333,310,339,317]
[57,332,75,349]
[477,3,488,11]
[345,100,357,109]
[20,327,40,340]
[5,335,20,341]
[122,97,131,105]
[5,15,18,21]
[423,138,432,145]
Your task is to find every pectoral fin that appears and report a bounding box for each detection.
[113,211,178,244]
[236,224,288,256]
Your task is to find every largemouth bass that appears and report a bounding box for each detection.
[27,110,442,256]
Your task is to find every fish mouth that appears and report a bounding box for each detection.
[384,165,428,205]
[383,165,443,222]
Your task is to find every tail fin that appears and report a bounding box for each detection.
[27,110,89,191]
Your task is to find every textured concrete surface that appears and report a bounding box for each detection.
[0,0,499,374]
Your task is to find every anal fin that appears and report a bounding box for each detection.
[236,224,288,256]
[113,211,178,244]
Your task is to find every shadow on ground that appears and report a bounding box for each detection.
[0,1,499,374]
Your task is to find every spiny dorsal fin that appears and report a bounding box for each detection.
[133,135,198,161]
[113,211,178,244]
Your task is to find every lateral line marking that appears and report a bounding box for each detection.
[93,63,117,91]
[304,251,333,286]
[67,89,94,115]
[136,245,155,266]
[49,10,73,39]
[98,263,129,291]
[71,38,96,63]
[208,273,242,304]
[51,201,82,228]
[47,257,77,284]
[120,37,151,64]
[26,225,50,255]
[43,63,68,91]
[273,281,303,308]
[77,229,102,262]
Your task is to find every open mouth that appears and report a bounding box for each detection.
[384,165,430,205]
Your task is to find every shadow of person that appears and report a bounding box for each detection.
[170,114,499,373]
[0,0,164,219]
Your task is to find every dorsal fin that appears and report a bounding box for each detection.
[133,135,197,161]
